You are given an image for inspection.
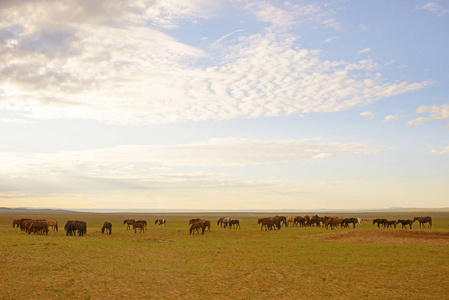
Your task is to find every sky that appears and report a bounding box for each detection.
[0,0,448,210]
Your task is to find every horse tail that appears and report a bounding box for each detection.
[55,222,58,232]
[429,217,433,228]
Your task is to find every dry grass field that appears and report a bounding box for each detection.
[1,209,448,299]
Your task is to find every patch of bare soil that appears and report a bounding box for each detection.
[313,230,449,245]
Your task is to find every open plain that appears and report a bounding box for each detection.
[1,209,448,299]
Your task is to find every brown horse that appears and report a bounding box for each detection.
[28,221,49,235]
[397,219,413,229]
[102,222,112,235]
[413,216,432,228]
[341,218,358,229]
[373,219,388,228]
[44,220,58,231]
[386,220,397,229]
[12,219,21,228]
[189,218,201,225]
[294,216,305,227]
[189,221,205,235]
[325,217,344,230]
[228,219,241,229]
[258,218,275,231]
[132,221,145,233]
[123,219,136,230]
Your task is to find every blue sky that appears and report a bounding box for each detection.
[0,0,448,210]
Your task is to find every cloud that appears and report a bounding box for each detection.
[0,1,430,125]
[322,36,337,43]
[0,138,383,174]
[408,104,449,128]
[360,111,375,119]
[235,1,332,28]
[384,113,407,122]
[429,146,449,155]
[417,2,449,16]
[358,48,370,54]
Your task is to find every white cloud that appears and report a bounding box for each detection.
[417,2,449,16]
[360,111,375,119]
[384,113,407,122]
[358,48,370,54]
[0,1,430,125]
[408,104,449,128]
[429,146,449,155]
[322,36,337,43]
[0,138,383,174]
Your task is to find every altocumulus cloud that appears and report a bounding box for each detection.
[0,0,429,125]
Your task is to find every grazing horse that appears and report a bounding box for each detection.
[397,219,413,229]
[309,215,320,227]
[217,218,224,227]
[222,218,230,228]
[155,219,166,228]
[189,221,205,235]
[228,219,241,229]
[65,220,86,236]
[102,222,112,235]
[12,219,21,228]
[123,219,136,230]
[325,217,344,230]
[44,220,58,231]
[287,216,295,227]
[258,218,275,231]
[413,216,432,228]
[294,216,305,227]
[28,221,49,235]
[132,221,145,233]
[373,219,388,228]
[386,220,397,229]
[357,218,363,227]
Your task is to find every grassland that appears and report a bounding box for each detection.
[1,210,448,299]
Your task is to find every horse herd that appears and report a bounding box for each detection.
[373,216,433,229]
[11,215,433,236]
[256,215,433,230]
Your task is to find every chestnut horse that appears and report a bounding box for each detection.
[132,221,145,233]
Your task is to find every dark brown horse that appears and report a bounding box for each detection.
[341,218,358,229]
[28,221,49,235]
[397,219,413,229]
[102,222,112,235]
[132,221,145,233]
[228,219,241,229]
[413,216,432,228]
[373,219,388,228]
[258,218,272,231]
[136,220,147,229]
[386,220,397,229]
[294,216,305,227]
